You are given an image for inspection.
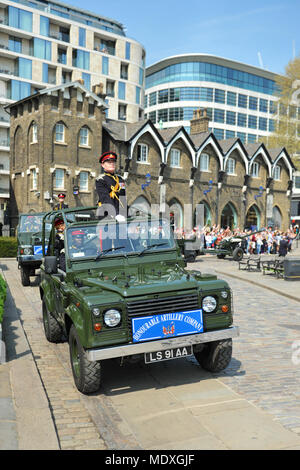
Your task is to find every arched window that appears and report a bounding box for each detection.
[194,201,212,227]
[272,206,282,229]
[169,198,183,231]
[221,203,238,229]
[245,205,261,230]
[128,195,151,216]
[30,122,38,143]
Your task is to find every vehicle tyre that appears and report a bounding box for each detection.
[194,339,232,372]
[42,300,64,343]
[69,324,101,394]
[217,254,226,259]
[232,247,243,261]
[20,266,30,286]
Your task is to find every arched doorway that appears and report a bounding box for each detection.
[169,198,183,232]
[220,203,237,230]
[272,206,282,229]
[245,205,260,230]
[128,195,151,216]
[194,201,212,228]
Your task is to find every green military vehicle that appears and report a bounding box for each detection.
[17,212,51,286]
[39,207,239,394]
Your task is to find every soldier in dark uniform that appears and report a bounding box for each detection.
[54,218,66,270]
[96,152,126,221]
[53,193,69,210]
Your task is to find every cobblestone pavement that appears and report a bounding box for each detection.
[192,257,300,436]
[2,256,300,448]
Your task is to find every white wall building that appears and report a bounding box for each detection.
[0,0,146,223]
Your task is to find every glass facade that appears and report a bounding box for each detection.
[10,80,31,100]
[34,38,51,61]
[18,58,32,79]
[8,6,32,32]
[72,49,90,70]
[79,28,86,48]
[146,61,276,95]
[40,16,49,36]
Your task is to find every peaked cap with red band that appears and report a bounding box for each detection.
[54,218,64,227]
[99,151,118,164]
[57,193,66,199]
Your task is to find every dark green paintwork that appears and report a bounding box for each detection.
[39,207,233,351]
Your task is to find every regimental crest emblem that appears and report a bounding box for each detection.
[163,322,175,336]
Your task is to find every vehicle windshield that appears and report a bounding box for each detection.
[19,214,47,233]
[66,219,175,260]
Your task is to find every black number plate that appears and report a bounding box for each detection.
[144,345,193,364]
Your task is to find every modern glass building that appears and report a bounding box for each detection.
[144,54,280,143]
[0,0,146,221]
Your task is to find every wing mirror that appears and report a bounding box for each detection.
[44,256,58,274]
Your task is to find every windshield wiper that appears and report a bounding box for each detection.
[94,246,126,260]
[138,242,169,257]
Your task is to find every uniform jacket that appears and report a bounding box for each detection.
[96,172,126,216]
[53,202,69,210]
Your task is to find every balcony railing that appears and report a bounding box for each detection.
[0,140,10,147]
[50,32,70,43]
[0,68,13,75]
[94,45,115,56]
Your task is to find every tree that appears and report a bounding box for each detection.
[260,56,300,169]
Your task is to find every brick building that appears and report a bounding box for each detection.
[7,82,295,230]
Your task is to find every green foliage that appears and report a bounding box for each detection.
[0,274,6,324]
[0,237,18,258]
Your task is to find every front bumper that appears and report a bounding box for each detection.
[86,326,239,362]
[18,256,43,268]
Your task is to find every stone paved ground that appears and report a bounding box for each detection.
[192,256,300,435]
[2,255,300,448]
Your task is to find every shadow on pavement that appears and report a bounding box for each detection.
[99,353,244,398]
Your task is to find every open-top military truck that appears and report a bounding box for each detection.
[17,212,51,286]
[40,207,239,394]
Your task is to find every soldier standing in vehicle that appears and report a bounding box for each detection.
[96,152,126,222]
[54,193,69,210]
[54,218,66,270]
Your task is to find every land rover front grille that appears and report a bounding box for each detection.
[127,293,199,337]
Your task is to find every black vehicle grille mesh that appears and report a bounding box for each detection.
[127,294,199,317]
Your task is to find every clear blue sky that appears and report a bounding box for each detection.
[68,0,299,75]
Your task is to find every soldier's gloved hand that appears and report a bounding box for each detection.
[115,214,126,222]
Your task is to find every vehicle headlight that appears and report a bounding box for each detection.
[221,290,228,299]
[92,307,101,317]
[202,296,217,313]
[103,309,121,327]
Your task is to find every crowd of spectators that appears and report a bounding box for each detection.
[174,224,299,257]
